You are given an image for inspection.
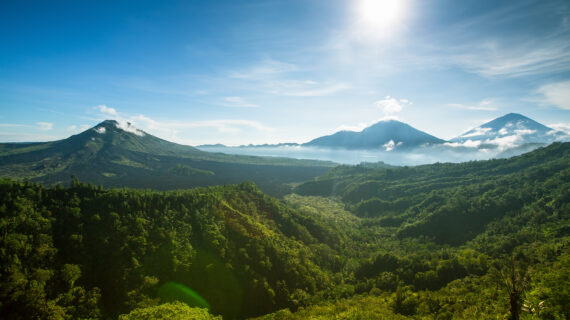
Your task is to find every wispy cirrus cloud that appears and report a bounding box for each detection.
[448,99,499,111]
[222,96,259,108]
[229,57,298,80]
[449,40,570,78]
[268,82,349,97]
[0,123,27,128]
[36,122,53,131]
[538,81,570,110]
[439,1,570,78]
[229,57,349,97]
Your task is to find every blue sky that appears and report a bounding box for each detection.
[1,0,569,145]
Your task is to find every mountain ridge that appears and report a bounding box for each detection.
[0,120,335,195]
[197,114,567,152]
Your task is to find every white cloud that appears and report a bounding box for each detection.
[335,122,370,132]
[222,96,258,108]
[116,121,145,136]
[460,127,492,138]
[538,81,570,110]
[483,135,522,148]
[334,116,401,134]
[230,58,298,80]
[97,105,117,116]
[382,140,402,151]
[514,129,536,136]
[444,140,482,148]
[95,127,106,134]
[383,140,396,151]
[548,123,570,134]
[547,123,570,141]
[36,122,53,131]
[448,99,498,111]
[375,96,410,115]
[446,134,522,150]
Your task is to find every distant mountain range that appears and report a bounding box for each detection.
[1,114,567,184]
[0,120,334,195]
[199,113,567,152]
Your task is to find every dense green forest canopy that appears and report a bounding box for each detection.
[0,143,568,319]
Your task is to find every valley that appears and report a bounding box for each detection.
[1,141,568,319]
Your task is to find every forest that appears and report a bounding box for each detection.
[0,142,568,319]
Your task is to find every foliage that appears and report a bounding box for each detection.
[118,302,221,320]
[0,142,568,319]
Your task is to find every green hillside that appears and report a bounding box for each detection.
[0,143,568,319]
[295,142,570,244]
[0,120,334,196]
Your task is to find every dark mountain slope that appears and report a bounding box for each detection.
[0,120,334,195]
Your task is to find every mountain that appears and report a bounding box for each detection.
[302,120,445,150]
[451,113,564,147]
[0,120,334,195]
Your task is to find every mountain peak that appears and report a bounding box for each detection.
[93,119,145,136]
[93,119,120,129]
[502,112,526,118]
[452,113,554,145]
[303,119,444,150]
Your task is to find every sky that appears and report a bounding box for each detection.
[1,0,569,146]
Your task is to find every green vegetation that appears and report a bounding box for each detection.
[0,142,568,319]
[118,302,221,320]
[0,120,334,197]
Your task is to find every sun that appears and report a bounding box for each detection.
[356,0,406,35]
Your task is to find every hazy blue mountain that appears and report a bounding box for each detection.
[0,120,334,195]
[302,120,445,150]
[451,113,564,146]
[198,142,301,148]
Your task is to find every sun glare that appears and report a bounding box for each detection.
[355,0,406,38]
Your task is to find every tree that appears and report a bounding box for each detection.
[118,302,221,320]
[494,255,530,320]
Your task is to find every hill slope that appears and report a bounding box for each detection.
[0,120,334,195]
[1,142,569,319]
[303,120,445,150]
[295,142,570,244]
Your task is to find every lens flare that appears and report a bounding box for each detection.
[158,281,211,310]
